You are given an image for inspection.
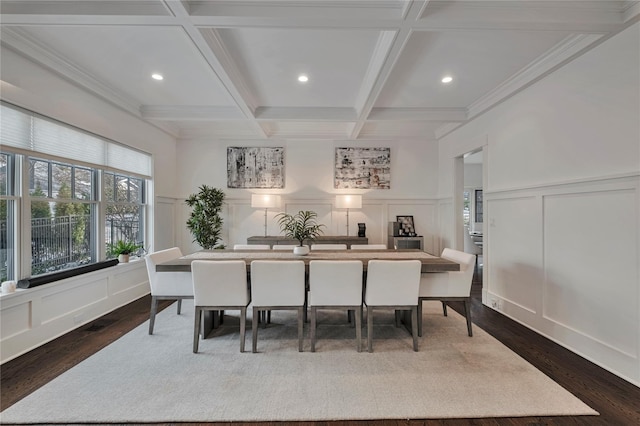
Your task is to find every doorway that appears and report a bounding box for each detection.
[462,150,484,283]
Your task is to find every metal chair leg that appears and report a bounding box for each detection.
[417,300,423,337]
[367,306,374,353]
[193,307,201,353]
[355,306,362,352]
[463,300,473,337]
[177,299,182,315]
[411,306,419,352]
[297,307,304,352]
[310,307,317,352]
[252,307,259,353]
[239,307,247,352]
[149,296,158,335]
[442,301,448,316]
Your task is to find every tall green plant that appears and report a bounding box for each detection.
[185,185,225,249]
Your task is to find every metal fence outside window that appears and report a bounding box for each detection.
[0,216,142,278]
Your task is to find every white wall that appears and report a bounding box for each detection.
[439,23,640,386]
[175,138,442,253]
[0,47,179,363]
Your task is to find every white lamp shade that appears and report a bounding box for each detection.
[251,194,281,209]
[335,194,362,209]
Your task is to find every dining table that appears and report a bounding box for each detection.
[156,249,460,337]
[156,248,460,273]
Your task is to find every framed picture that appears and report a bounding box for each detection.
[227,147,285,188]
[334,147,390,189]
[396,215,415,236]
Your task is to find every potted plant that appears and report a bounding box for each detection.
[109,240,142,263]
[186,185,226,250]
[275,210,325,255]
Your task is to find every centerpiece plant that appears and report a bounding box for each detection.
[275,210,325,255]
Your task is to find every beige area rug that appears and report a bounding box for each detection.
[0,301,597,423]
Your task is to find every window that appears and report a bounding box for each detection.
[105,172,145,258]
[1,102,152,281]
[475,190,483,223]
[29,158,97,276]
[1,152,17,281]
[463,190,471,226]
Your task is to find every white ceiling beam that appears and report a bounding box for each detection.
[349,1,426,139]
[368,108,467,122]
[140,105,246,121]
[162,0,268,138]
[255,107,357,121]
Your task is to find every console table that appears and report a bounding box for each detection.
[388,236,424,250]
[247,235,368,248]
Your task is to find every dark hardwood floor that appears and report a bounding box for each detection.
[2,262,639,425]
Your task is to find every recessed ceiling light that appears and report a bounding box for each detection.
[151,73,164,81]
[441,76,453,83]
[298,74,309,83]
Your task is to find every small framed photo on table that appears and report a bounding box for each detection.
[396,215,415,236]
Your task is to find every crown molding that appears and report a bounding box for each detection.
[0,28,142,117]
[467,33,603,120]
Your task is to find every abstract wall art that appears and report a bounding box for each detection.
[227,147,285,188]
[334,147,390,189]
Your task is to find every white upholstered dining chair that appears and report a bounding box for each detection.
[418,248,476,337]
[350,244,387,250]
[191,260,249,353]
[145,247,193,335]
[364,260,422,353]
[308,260,364,352]
[311,244,347,250]
[250,260,306,352]
[272,244,303,251]
[233,244,270,250]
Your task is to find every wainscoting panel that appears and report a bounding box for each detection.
[543,188,638,358]
[41,278,108,324]
[438,200,453,255]
[486,196,541,315]
[154,197,177,251]
[0,262,149,364]
[0,301,31,340]
[483,175,640,385]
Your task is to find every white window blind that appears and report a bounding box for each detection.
[1,103,152,177]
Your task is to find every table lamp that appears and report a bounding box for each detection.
[251,194,281,237]
[335,194,362,236]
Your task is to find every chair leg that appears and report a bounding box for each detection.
[177,299,182,315]
[193,307,201,353]
[252,307,259,353]
[417,300,423,337]
[238,307,246,352]
[367,306,374,353]
[442,301,448,316]
[411,306,419,352]
[463,300,473,337]
[261,310,267,329]
[355,306,362,353]
[310,307,317,352]
[149,296,158,335]
[297,307,304,352]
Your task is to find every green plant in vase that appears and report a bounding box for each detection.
[275,210,325,255]
[109,240,142,263]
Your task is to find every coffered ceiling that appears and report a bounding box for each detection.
[1,1,638,141]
